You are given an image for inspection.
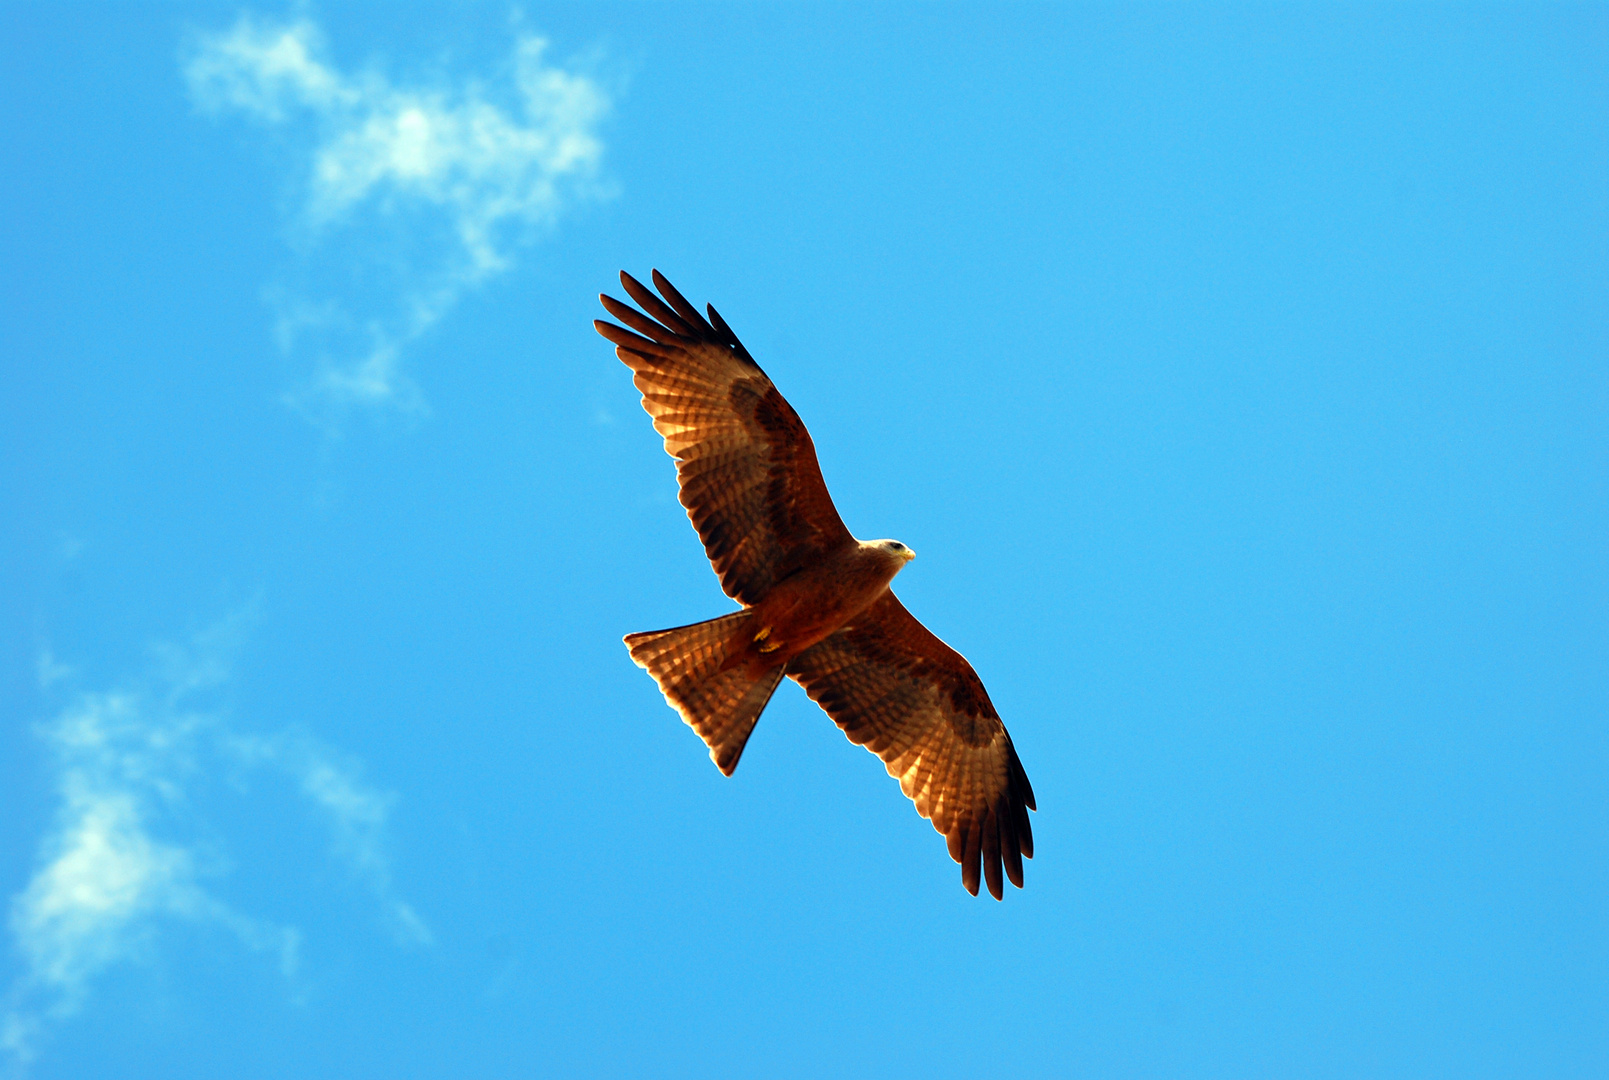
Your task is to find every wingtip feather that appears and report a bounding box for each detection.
[619,271,696,337]
[982,808,1004,900]
[961,819,983,897]
[1001,797,1025,889]
[651,269,717,337]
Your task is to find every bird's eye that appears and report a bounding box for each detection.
[891,542,905,551]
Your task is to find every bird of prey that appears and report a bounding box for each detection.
[595,271,1035,899]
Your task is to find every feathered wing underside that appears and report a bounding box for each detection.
[594,271,852,605]
[787,592,1036,900]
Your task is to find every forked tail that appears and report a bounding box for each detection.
[624,611,785,775]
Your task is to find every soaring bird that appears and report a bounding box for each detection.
[595,271,1035,899]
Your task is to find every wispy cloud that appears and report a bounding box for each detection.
[4,614,425,1066]
[184,13,611,420]
[227,731,431,947]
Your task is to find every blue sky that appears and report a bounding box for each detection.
[3,3,1605,1077]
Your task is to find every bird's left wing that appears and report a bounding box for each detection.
[594,271,852,606]
[786,592,1036,899]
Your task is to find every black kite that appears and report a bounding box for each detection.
[595,271,1035,899]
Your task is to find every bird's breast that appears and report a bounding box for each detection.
[747,548,898,666]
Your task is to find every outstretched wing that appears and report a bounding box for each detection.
[786,592,1036,899]
[595,271,853,606]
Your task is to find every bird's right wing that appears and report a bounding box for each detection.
[787,591,1036,899]
[595,271,853,606]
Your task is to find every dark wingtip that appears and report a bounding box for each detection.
[617,270,696,338]
[1002,798,1025,890]
[592,318,627,344]
[961,819,983,896]
[705,303,759,368]
[982,811,1004,900]
[650,269,717,337]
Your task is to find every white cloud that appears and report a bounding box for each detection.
[34,652,71,690]
[184,14,611,418]
[5,618,425,1065]
[228,732,433,947]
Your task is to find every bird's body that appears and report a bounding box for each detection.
[729,539,911,676]
[596,271,1035,899]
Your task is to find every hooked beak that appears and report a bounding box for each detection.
[900,547,916,563]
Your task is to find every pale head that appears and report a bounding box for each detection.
[863,538,916,567]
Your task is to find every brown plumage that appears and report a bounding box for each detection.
[596,270,1035,899]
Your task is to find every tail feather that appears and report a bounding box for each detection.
[625,611,784,775]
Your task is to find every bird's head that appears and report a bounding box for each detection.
[867,539,917,570]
